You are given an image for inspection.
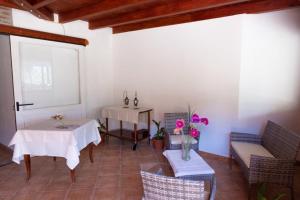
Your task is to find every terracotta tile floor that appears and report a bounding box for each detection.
[0,138,299,200]
[0,147,12,167]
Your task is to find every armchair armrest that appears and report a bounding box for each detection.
[249,155,296,186]
[230,132,262,144]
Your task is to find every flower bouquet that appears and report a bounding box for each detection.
[174,106,209,161]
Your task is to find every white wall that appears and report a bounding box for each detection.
[9,8,300,157]
[0,35,17,146]
[112,8,300,157]
[236,8,300,134]
[113,16,243,156]
[12,10,114,119]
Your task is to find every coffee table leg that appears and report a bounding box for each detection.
[70,169,76,182]
[89,143,94,163]
[24,154,31,181]
[210,175,216,200]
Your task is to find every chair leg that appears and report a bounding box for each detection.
[248,184,253,200]
[290,187,294,200]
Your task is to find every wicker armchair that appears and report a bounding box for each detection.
[141,170,215,200]
[164,113,199,150]
[230,121,300,200]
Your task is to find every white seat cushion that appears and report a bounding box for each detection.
[231,141,274,168]
[169,135,197,145]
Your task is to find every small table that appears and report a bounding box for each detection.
[163,150,216,197]
[101,106,153,150]
[9,119,101,182]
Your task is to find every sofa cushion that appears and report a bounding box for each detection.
[169,135,197,145]
[231,141,274,168]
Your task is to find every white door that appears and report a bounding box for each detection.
[10,36,86,129]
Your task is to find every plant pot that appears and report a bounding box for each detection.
[152,139,164,150]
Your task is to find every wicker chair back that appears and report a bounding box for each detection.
[262,121,300,160]
[164,112,189,134]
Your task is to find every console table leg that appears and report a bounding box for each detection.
[89,143,94,163]
[24,154,31,181]
[120,120,123,136]
[147,111,151,144]
[132,123,138,151]
[70,169,76,183]
[105,118,109,144]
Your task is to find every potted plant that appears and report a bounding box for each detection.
[257,183,285,200]
[97,119,107,144]
[152,120,166,150]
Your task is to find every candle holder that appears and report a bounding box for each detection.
[123,90,129,108]
[133,91,139,109]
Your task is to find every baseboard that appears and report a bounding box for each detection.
[0,143,13,155]
[199,150,230,161]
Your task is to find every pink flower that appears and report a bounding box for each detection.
[191,113,200,123]
[176,119,185,129]
[190,128,200,138]
[200,118,209,125]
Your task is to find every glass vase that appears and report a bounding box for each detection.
[182,135,191,161]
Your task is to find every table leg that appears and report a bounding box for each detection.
[70,169,75,183]
[120,120,123,136]
[24,154,31,181]
[147,111,151,144]
[89,143,94,163]
[132,123,138,151]
[105,118,109,143]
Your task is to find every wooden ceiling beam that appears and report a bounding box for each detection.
[89,0,251,29]
[0,0,21,9]
[11,0,53,20]
[112,0,299,34]
[32,0,57,9]
[0,24,88,45]
[59,0,161,24]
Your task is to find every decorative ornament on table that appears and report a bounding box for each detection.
[174,105,209,161]
[51,114,68,129]
[123,90,129,108]
[133,90,139,109]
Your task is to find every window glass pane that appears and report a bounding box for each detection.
[20,43,80,109]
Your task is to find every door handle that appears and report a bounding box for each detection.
[16,102,34,111]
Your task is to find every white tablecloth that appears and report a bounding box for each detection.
[101,106,152,124]
[163,150,215,177]
[9,119,101,170]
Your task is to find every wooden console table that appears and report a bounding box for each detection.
[101,106,153,150]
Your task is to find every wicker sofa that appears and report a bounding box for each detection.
[230,120,300,200]
[164,112,199,150]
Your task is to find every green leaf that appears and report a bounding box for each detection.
[273,194,285,200]
[257,183,267,200]
[152,120,160,128]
